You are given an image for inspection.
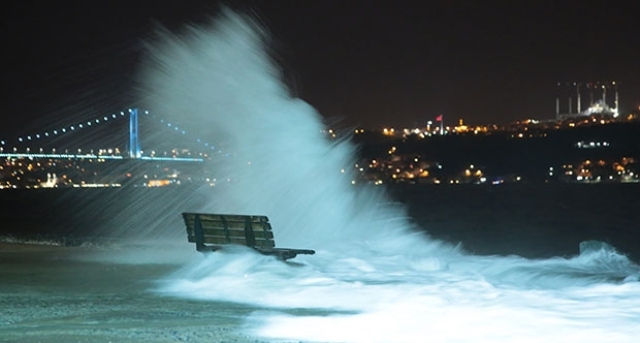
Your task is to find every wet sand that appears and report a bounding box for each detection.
[0,243,279,343]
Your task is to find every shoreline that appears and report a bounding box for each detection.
[0,242,275,343]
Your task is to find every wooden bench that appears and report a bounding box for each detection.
[182,212,315,260]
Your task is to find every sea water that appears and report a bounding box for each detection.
[134,9,639,343]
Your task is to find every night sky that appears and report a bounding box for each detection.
[3,1,639,137]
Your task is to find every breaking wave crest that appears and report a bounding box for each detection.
[137,9,640,343]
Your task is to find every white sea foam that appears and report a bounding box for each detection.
[140,9,640,343]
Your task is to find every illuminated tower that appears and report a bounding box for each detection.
[556,82,561,119]
[129,108,141,158]
[614,81,619,117]
[577,83,581,114]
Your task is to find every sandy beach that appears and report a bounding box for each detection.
[0,242,278,343]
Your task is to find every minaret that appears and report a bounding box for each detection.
[556,82,561,119]
[576,83,581,114]
[614,81,619,117]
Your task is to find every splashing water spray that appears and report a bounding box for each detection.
[136,9,639,343]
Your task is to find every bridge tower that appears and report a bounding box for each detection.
[129,108,141,158]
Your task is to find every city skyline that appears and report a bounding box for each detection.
[3,116,639,189]
[3,1,639,136]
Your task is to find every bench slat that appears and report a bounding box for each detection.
[187,235,249,245]
[185,227,274,240]
[187,235,275,248]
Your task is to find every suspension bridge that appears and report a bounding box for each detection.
[0,108,218,162]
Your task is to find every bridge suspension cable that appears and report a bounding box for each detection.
[1,108,222,161]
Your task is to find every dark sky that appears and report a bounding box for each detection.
[3,1,639,137]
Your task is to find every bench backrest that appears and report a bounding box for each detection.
[182,213,276,250]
